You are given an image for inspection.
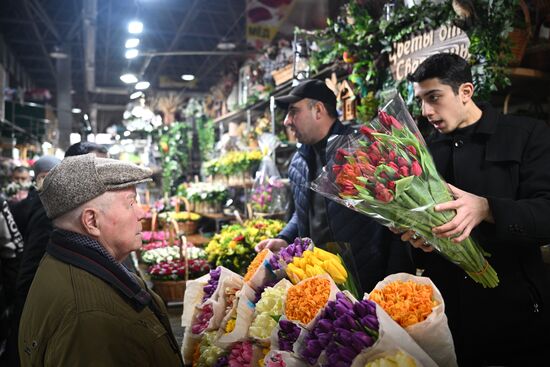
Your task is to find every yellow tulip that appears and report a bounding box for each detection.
[313,247,339,262]
[287,263,305,283]
[322,260,347,284]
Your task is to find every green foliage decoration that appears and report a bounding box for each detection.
[309,0,517,108]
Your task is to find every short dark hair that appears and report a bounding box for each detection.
[64,142,108,157]
[13,166,30,174]
[307,99,338,119]
[407,54,472,95]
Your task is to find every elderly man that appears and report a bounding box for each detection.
[18,154,183,366]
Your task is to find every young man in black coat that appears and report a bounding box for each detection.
[402,53,550,365]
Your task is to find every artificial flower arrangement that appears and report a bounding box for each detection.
[204,218,285,275]
[311,92,498,288]
[182,237,451,367]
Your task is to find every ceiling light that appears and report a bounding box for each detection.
[120,73,138,84]
[181,74,195,81]
[83,113,89,121]
[130,91,144,99]
[71,108,82,114]
[125,49,139,59]
[128,21,143,34]
[217,41,236,50]
[125,38,140,48]
[135,81,150,90]
[49,46,68,59]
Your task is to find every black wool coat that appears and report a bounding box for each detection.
[417,104,550,366]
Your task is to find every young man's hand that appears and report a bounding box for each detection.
[432,184,494,243]
[389,227,434,253]
[255,238,288,252]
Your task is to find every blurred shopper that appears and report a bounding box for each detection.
[19,154,183,366]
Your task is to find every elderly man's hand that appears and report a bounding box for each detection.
[432,184,494,243]
[389,227,434,253]
[255,238,288,252]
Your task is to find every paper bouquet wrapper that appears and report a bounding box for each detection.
[264,350,308,367]
[360,348,422,367]
[369,273,457,367]
[246,249,279,292]
[181,273,209,328]
[249,278,293,346]
[209,266,244,303]
[269,316,309,356]
[350,304,437,367]
[216,283,256,347]
[181,326,201,366]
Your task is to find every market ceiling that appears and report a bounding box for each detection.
[0,0,247,131]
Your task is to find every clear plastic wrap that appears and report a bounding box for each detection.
[250,133,287,214]
[311,91,498,288]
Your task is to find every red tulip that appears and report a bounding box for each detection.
[386,181,396,191]
[398,166,410,177]
[406,145,417,156]
[387,162,399,172]
[374,183,394,203]
[359,126,377,140]
[397,157,409,167]
[411,160,422,176]
[333,164,343,175]
[336,148,351,163]
[388,151,396,162]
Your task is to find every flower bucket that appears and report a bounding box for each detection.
[153,280,186,303]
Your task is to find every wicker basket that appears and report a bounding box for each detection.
[508,0,532,66]
[177,221,199,235]
[152,280,186,303]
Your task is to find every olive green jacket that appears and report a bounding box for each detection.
[19,254,183,367]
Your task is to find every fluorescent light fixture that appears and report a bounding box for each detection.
[181,74,195,81]
[120,73,138,84]
[125,38,140,48]
[128,21,143,34]
[49,46,68,59]
[70,133,82,145]
[130,91,144,99]
[135,81,150,90]
[217,41,236,50]
[72,108,82,114]
[125,49,139,59]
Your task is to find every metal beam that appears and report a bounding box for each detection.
[22,1,57,81]
[27,0,61,41]
[150,0,201,83]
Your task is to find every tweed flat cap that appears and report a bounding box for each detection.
[39,153,152,219]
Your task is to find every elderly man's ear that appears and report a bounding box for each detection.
[81,208,101,237]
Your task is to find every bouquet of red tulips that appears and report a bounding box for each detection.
[311,92,498,288]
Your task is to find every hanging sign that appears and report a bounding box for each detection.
[246,0,296,49]
[389,24,470,81]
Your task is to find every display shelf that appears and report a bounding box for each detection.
[213,65,338,126]
[505,67,550,80]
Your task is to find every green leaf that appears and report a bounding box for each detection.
[394,175,415,198]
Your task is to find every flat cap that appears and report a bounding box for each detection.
[39,153,152,219]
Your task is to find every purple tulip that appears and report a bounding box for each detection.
[361,314,380,331]
[353,331,375,348]
[337,345,357,362]
[334,329,353,345]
